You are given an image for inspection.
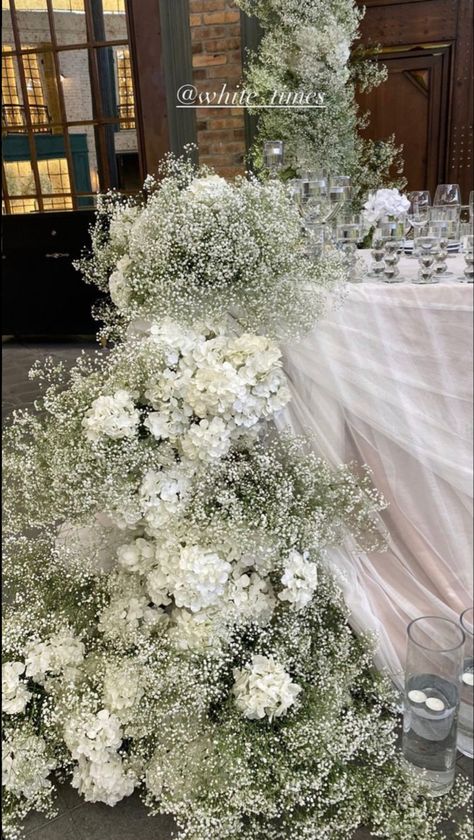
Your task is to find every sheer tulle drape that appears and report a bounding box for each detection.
[278,270,473,687]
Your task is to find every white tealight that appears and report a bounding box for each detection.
[425,697,445,712]
[462,671,474,687]
[408,690,427,704]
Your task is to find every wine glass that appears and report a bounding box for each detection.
[433,184,461,207]
[407,192,431,256]
[263,141,285,179]
[300,177,330,226]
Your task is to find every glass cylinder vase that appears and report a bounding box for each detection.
[457,608,474,758]
[402,616,465,797]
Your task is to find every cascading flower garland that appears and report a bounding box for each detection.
[2,158,472,840]
[235,0,406,204]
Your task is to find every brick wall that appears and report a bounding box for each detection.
[189,0,246,178]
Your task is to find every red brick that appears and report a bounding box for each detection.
[203,10,240,25]
[204,36,241,52]
[193,53,228,67]
[190,13,202,26]
[190,0,225,10]
[192,43,203,54]
[205,63,242,79]
[192,68,208,81]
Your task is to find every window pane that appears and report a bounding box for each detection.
[9,196,39,213]
[53,0,87,47]
[115,46,135,129]
[59,48,93,122]
[103,0,127,41]
[4,159,37,196]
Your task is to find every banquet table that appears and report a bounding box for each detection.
[279,252,473,686]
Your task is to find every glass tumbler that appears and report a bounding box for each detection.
[457,608,474,758]
[403,616,465,796]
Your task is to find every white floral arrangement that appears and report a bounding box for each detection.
[363,187,410,225]
[78,156,348,342]
[234,0,406,204]
[3,160,471,840]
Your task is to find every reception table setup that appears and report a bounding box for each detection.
[280,252,473,686]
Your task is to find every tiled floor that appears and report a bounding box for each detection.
[3,338,472,840]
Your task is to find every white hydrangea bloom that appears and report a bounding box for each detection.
[83,389,140,443]
[140,466,191,533]
[2,661,31,715]
[116,537,156,574]
[72,754,136,807]
[363,188,410,225]
[146,566,171,607]
[228,572,276,626]
[98,595,168,641]
[232,655,302,721]
[103,663,144,721]
[25,632,85,686]
[185,362,246,419]
[181,417,232,463]
[278,549,318,609]
[168,607,220,653]
[2,732,55,799]
[167,545,232,613]
[64,708,123,763]
[187,174,230,201]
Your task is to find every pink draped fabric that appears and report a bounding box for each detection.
[278,258,473,686]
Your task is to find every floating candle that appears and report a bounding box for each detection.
[462,671,474,687]
[425,697,445,712]
[408,690,427,704]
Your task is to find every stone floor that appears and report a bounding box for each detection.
[2,338,473,840]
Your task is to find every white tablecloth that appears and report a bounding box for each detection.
[279,253,473,686]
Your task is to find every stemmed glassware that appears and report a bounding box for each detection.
[330,176,352,216]
[413,233,441,284]
[407,192,431,257]
[459,234,474,283]
[263,141,285,179]
[380,218,406,283]
[335,215,363,282]
[433,184,461,207]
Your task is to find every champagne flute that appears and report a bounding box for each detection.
[433,184,461,207]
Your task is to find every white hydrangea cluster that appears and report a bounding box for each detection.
[228,570,276,626]
[232,655,302,721]
[2,662,31,715]
[103,663,144,721]
[81,325,290,468]
[64,709,136,806]
[363,188,410,225]
[139,465,192,534]
[82,389,140,443]
[2,731,55,800]
[278,549,318,609]
[25,631,85,686]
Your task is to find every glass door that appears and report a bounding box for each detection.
[2,0,142,214]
